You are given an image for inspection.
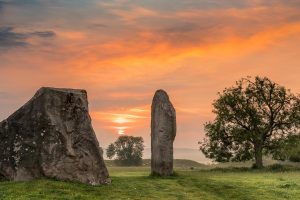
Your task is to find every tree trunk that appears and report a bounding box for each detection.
[254,143,263,169]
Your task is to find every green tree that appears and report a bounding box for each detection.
[200,76,300,168]
[272,135,300,162]
[106,144,115,159]
[106,136,144,166]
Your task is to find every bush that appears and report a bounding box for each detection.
[289,151,300,162]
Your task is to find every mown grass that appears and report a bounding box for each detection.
[0,164,300,200]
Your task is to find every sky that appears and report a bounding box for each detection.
[0,0,300,150]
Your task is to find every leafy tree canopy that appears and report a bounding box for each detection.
[106,136,144,166]
[200,76,300,168]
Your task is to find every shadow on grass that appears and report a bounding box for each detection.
[149,171,180,179]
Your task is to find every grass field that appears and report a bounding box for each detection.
[0,161,299,200]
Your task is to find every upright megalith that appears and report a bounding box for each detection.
[0,87,110,185]
[151,90,176,176]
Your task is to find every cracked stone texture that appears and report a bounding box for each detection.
[151,90,176,176]
[0,87,110,185]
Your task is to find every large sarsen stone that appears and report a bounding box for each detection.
[151,90,176,176]
[0,87,110,185]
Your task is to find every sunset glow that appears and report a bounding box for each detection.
[114,117,132,124]
[91,110,149,136]
[0,0,300,149]
[117,129,125,135]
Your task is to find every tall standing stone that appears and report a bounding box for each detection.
[151,90,176,176]
[0,87,110,185]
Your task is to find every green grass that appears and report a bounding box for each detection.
[0,161,300,200]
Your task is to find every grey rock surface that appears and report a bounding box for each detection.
[0,87,110,185]
[151,90,176,176]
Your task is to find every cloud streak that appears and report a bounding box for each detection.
[0,27,27,47]
[0,27,55,49]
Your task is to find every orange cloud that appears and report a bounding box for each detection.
[49,3,300,79]
[1,1,300,149]
[90,105,150,136]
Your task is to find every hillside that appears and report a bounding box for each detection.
[105,158,300,169]
[105,159,207,168]
[103,148,211,164]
